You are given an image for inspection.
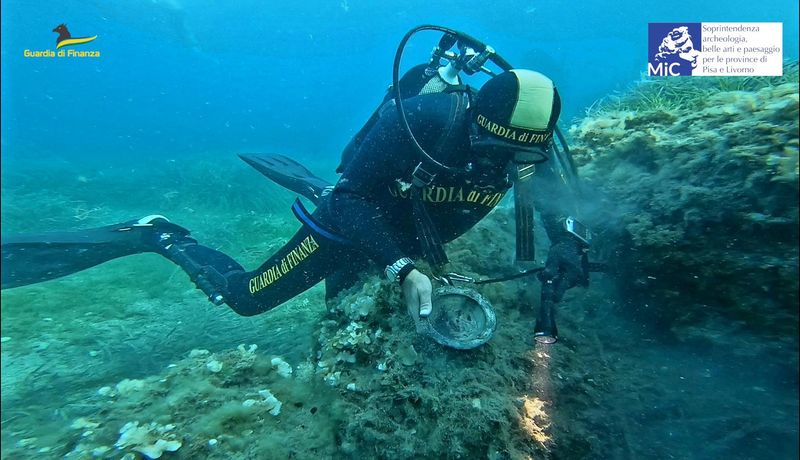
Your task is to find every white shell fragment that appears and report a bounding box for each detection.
[237,343,258,354]
[271,357,293,377]
[115,421,182,459]
[258,389,282,416]
[71,418,100,430]
[206,360,223,373]
[115,379,145,395]
[133,439,182,458]
[188,349,210,358]
[91,446,111,456]
[97,386,113,396]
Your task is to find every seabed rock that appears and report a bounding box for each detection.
[570,63,799,339]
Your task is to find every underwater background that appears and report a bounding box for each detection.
[1,0,798,459]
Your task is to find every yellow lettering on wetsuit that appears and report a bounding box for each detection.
[248,235,320,294]
[475,113,552,145]
[386,183,505,208]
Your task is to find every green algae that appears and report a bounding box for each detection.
[570,62,799,337]
[585,61,799,115]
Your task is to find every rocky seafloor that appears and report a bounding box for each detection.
[569,63,799,341]
[2,64,798,459]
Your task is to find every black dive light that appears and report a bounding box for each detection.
[534,301,558,344]
[534,280,561,344]
[163,243,225,306]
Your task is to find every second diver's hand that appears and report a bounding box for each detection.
[402,269,432,330]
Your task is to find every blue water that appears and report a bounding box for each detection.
[2,2,798,459]
[2,0,797,163]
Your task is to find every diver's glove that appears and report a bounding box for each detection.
[540,239,589,302]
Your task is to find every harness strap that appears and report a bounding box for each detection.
[410,91,470,271]
[514,164,537,261]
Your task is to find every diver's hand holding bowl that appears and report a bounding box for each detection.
[401,269,432,332]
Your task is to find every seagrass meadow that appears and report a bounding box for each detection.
[1,63,797,459]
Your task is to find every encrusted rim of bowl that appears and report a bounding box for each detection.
[420,286,497,350]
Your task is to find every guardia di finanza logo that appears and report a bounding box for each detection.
[23,24,100,58]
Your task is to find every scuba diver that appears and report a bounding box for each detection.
[1,26,592,345]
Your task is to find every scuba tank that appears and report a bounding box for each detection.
[335,63,459,173]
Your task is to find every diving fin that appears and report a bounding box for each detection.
[0,215,187,289]
[238,154,333,205]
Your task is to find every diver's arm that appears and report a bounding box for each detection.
[330,95,450,326]
[330,104,438,325]
[530,159,581,244]
[530,158,589,303]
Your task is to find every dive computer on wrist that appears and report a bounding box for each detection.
[385,257,415,283]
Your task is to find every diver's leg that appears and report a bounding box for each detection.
[2,214,348,316]
[1,215,187,289]
[208,225,350,316]
[151,230,245,306]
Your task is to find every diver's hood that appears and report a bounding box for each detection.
[469,123,551,164]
